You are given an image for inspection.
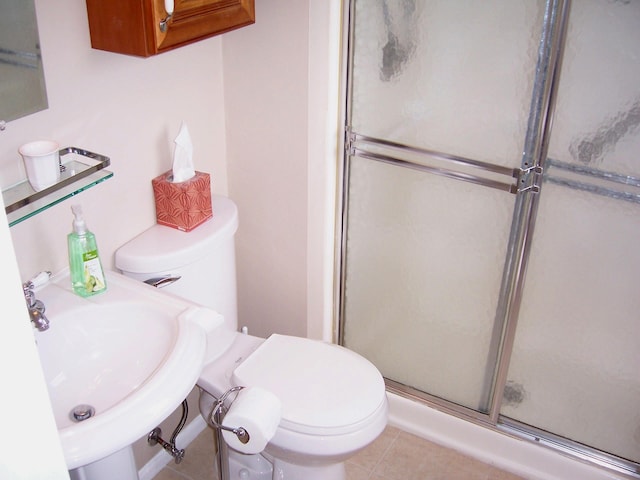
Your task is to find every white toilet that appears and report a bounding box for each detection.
[115,195,388,480]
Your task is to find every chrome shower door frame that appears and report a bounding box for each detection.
[337,0,639,476]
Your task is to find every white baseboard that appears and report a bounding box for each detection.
[138,415,208,480]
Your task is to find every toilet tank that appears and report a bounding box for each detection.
[115,195,239,331]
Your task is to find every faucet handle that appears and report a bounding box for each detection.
[26,271,52,289]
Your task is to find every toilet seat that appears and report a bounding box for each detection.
[231,334,386,436]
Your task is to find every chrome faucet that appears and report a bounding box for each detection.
[23,271,51,331]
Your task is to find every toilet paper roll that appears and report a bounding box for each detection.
[221,387,282,454]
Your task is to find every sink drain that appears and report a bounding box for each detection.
[70,404,95,422]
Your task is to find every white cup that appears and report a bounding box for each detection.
[19,140,61,191]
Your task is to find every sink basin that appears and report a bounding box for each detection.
[33,270,222,470]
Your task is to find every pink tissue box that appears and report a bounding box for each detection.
[152,170,213,232]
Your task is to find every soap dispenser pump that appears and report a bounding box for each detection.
[68,204,106,297]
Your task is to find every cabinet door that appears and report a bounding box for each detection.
[86,0,254,57]
[155,0,255,53]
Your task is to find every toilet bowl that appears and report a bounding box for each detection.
[115,195,388,479]
[199,332,387,479]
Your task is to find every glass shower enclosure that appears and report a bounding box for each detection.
[338,0,640,475]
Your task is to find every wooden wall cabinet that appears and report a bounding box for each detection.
[85,0,255,57]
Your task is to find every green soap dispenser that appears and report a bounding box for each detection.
[68,204,107,297]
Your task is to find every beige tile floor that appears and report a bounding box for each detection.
[153,426,527,480]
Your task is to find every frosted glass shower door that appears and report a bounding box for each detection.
[502,1,640,464]
[343,158,516,411]
[341,1,545,413]
[349,1,543,166]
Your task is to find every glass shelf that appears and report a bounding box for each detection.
[2,147,113,227]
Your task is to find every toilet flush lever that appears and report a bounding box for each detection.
[144,275,181,288]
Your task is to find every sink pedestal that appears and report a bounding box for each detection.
[69,446,137,480]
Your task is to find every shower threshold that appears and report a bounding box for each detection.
[386,381,639,479]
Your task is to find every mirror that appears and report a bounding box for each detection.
[0,0,48,123]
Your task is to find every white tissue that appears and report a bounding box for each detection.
[222,387,282,454]
[171,121,195,182]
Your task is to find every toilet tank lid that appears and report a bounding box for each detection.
[115,195,238,274]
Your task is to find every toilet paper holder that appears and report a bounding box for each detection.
[210,386,250,444]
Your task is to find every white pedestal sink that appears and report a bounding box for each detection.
[32,270,222,478]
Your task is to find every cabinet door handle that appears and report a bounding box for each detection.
[160,0,174,32]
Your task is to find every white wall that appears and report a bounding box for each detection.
[307,0,343,341]
[1,0,339,352]
[221,0,340,340]
[222,0,310,338]
[1,0,229,281]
